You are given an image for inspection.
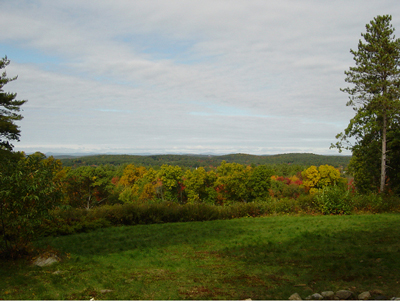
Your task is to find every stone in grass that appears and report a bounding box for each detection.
[32,254,60,267]
[305,293,323,300]
[358,291,371,300]
[311,293,323,300]
[334,290,355,300]
[289,292,302,300]
[321,291,335,300]
[100,289,113,293]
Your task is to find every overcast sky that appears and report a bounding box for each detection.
[1,1,399,155]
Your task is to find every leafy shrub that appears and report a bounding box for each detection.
[273,198,297,214]
[38,207,112,237]
[0,153,63,258]
[351,193,400,213]
[36,191,400,239]
[38,201,277,237]
[269,176,305,199]
[295,194,320,213]
[315,185,352,215]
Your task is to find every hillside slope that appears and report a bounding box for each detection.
[59,153,351,168]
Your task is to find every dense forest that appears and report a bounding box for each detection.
[59,153,351,169]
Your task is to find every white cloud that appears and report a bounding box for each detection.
[1,0,399,155]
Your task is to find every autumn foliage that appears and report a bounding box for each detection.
[302,165,345,194]
[55,161,349,208]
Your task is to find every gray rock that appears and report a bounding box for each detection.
[310,293,323,300]
[335,290,354,300]
[100,289,113,293]
[289,293,302,300]
[321,291,335,300]
[358,291,371,300]
[33,254,60,267]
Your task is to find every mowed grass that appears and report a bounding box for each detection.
[1,213,400,300]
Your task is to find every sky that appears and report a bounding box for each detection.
[1,0,400,156]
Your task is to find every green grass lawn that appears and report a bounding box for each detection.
[1,213,400,300]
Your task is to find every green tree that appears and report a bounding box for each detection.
[333,15,400,193]
[184,167,217,204]
[0,153,63,257]
[157,165,184,203]
[248,165,273,201]
[215,161,252,203]
[0,56,27,152]
[63,166,115,209]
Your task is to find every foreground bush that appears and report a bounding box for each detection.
[40,201,274,237]
[0,153,63,258]
[315,185,353,215]
[38,192,400,238]
[351,192,400,213]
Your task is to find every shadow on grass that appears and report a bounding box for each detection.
[35,219,254,256]
[219,224,400,297]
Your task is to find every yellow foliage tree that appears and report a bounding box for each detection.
[119,164,147,187]
[302,165,342,194]
[302,166,321,194]
[119,167,158,203]
[318,164,341,187]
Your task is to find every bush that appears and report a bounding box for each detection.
[269,180,305,199]
[36,192,400,239]
[0,153,63,258]
[39,216,111,237]
[315,185,352,215]
[295,194,320,213]
[351,193,400,213]
[38,201,278,237]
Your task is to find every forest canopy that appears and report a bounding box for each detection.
[59,153,351,170]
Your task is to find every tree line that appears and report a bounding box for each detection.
[59,153,351,170]
[58,160,345,209]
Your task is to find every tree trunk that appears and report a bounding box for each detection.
[380,111,387,193]
[87,186,91,210]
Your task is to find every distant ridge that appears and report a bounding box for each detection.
[58,153,351,168]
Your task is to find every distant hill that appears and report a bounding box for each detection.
[59,153,351,169]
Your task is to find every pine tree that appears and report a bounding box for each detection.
[333,15,400,193]
[0,56,27,151]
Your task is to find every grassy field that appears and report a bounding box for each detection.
[1,213,400,300]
